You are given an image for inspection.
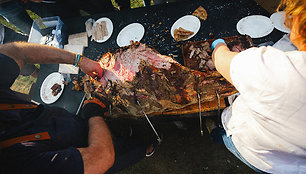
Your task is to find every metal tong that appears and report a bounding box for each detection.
[136,99,162,144]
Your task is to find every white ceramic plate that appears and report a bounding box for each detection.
[270,11,290,33]
[40,72,64,104]
[116,23,145,47]
[171,15,200,41]
[93,17,113,43]
[236,15,274,38]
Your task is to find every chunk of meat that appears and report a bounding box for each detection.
[206,59,215,70]
[51,83,62,96]
[93,21,108,41]
[192,6,208,20]
[174,27,194,42]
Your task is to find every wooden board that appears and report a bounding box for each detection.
[151,97,227,116]
[148,36,251,116]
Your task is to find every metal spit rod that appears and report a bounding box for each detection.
[197,93,204,136]
[215,91,221,125]
[76,93,86,115]
[136,100,162,143]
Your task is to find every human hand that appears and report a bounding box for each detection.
[231,44,243,52]
[211,39,227,50]
[79,97,108,120]
[211,38,237,85]
[79,57,103,78]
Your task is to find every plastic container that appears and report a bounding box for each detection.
[28,16,66,49]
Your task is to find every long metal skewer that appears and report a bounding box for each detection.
[197,93,203,136]
[215,91,221,126]
[136,100,162,143]
[76,93,86,115]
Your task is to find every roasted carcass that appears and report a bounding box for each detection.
[76,42,237,117]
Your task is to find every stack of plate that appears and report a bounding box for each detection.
[236,12,290,38]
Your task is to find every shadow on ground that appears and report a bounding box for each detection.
[112,116,255,174]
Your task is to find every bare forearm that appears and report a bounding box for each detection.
[0,42,103,78]
[0,42,76,69]
[78,117,115,174]
[87,117,113,148]
[212,44,238,85]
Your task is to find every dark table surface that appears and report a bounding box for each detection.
[32,0,285,114]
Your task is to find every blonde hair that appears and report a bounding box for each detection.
[277,0,306,43]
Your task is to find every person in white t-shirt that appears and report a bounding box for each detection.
[208,0,306,173]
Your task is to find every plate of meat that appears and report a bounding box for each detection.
[92,17,113,43]
[40,72,64,104]
[116,23,145,47]
[236,15,274,38]
[171,15,200,41]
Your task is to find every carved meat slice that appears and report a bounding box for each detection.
[174,27,194,42]
[82,42,237,117]
[192,6,208,20]
[93,21,108,41]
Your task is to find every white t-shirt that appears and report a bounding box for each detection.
[222,46,306,173]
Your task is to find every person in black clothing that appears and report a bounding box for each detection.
[0,42,157,174]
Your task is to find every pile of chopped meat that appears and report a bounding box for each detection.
[187,41,215,71]
[182,36,254,72]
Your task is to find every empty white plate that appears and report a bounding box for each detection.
[270,11,290,33]
[40,72,64,104]
[93,17,113,43]
[236,15,274,38]
[171,15,200,41]
[117,23,145,47]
